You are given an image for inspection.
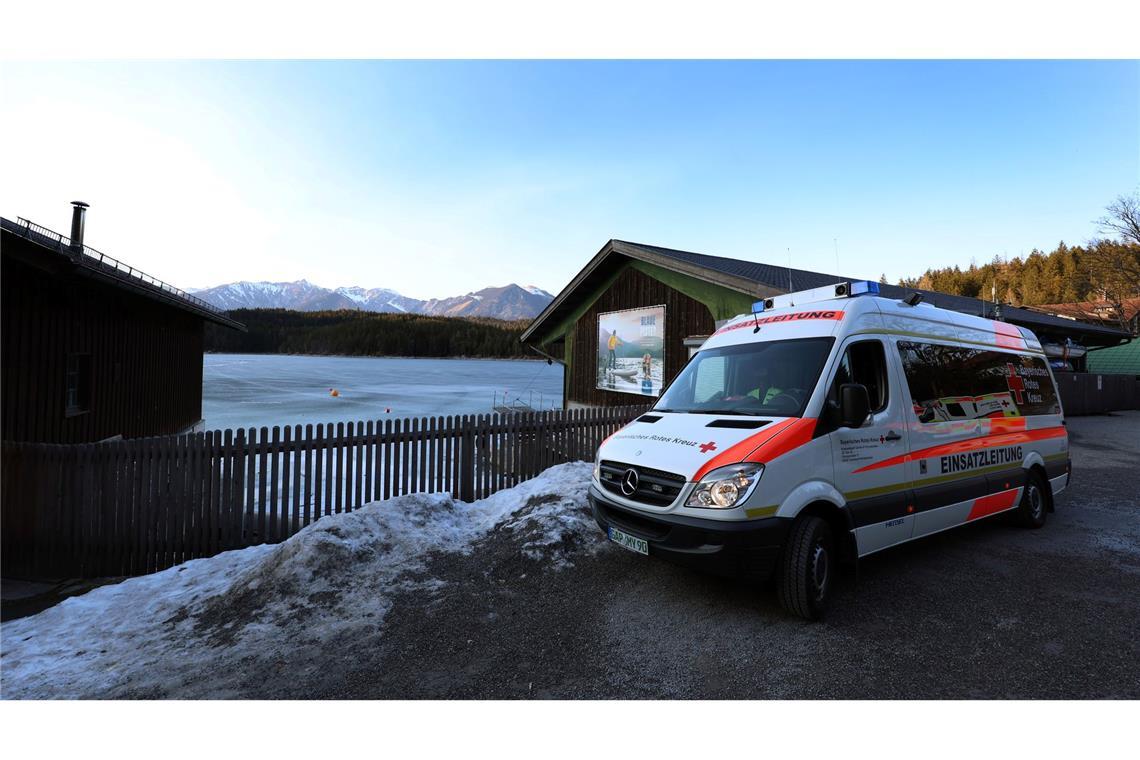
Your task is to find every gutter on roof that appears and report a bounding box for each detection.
[525,343,564,365]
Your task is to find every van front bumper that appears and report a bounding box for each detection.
[589,485,791,582]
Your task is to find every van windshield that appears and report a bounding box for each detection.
[655,337,835,417]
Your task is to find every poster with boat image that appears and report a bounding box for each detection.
[597,305,666,397]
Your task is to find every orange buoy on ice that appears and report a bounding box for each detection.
[329,388,340,397]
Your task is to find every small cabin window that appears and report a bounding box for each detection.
[65,353,92,416]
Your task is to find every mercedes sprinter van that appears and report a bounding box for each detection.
[589,282,1070,619]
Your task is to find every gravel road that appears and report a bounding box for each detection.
[323,411,1140,699]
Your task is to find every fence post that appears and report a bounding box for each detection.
[459,415,475,502]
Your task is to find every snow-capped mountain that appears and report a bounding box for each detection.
[332,287,423,314]
[188,280,357,311]
[189,281,554,320]
[419,284,556,320]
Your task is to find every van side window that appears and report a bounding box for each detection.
[832,340,889,413]
[897,341,1060,422]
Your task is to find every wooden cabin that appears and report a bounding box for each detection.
[522,239,1130,409]
[1,204,244,443]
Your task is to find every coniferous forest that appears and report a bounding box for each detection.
[893,194,1140,317]
[204,310,534,359]
[894,239,1140,307]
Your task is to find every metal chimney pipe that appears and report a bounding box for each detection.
[70,201,89,249]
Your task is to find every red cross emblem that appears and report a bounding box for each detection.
[1005,363,1025,404]
[699,441,718,453]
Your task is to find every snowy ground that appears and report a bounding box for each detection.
[0,462,599,699]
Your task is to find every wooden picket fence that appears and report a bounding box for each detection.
[1,405,647,580]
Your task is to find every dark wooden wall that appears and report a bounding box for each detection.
[2,237,205,443]
[568,266,715,407]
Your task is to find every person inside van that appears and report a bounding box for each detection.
[760,363,792,405]
[733,361,788,407]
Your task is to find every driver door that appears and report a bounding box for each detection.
[826,338,913,555]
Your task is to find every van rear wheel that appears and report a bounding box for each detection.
[777,515,833,620]
[1015,471,1049,529]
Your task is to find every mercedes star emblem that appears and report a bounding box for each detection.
[620,468,639,496]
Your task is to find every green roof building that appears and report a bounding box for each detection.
[1087,340,1140,376]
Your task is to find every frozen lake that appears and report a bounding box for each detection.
[202,354,564,432]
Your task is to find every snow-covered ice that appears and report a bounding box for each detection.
[0,462,597,699]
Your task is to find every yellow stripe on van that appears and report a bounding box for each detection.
[843,461,1026,502]
[744,505,779,518]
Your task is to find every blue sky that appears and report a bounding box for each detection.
[2,60,1136,299]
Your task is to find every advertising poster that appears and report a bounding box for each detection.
[596,305,666,397]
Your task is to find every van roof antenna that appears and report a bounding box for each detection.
[786,248,794,305]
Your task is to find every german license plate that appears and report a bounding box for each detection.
[608,527,649,555]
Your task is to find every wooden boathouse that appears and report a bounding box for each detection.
[1,203,245,444]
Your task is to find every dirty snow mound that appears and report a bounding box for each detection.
[0,462,594,699]
[501,493,606,568]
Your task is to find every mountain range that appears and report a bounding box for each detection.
[189,281,555,320]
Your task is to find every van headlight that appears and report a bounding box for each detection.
[593,450,602,483]
[686,463,764,509]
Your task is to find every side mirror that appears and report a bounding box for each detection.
[839,383,871,428]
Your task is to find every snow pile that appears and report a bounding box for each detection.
[0,462,596,699]
[501,492,605,569]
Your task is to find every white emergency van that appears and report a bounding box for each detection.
[589,281,1070,619]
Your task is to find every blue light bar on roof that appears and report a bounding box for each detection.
[751,300,766,313]
[849,280,880,296]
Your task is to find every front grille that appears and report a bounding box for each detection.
[599,460,687,507]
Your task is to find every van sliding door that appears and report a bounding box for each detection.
[896,340,1017,539]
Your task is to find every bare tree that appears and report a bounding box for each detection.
[1097,192,1140,246]
[1086,193,1140,334]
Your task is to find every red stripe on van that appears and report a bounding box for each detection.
[850,425,1066,474]
[692,419,796,481]
[967,487,1020,520]
[993,321,1025,350]
[744,417,818,466]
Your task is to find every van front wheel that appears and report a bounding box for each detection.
[777,515,834,620]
